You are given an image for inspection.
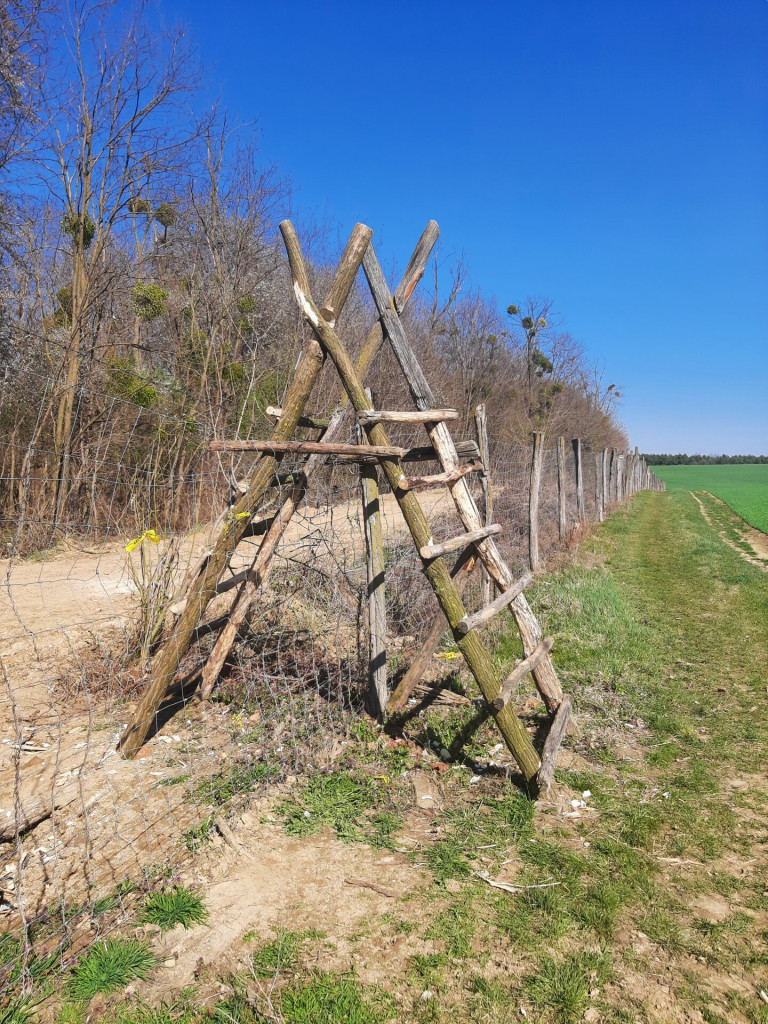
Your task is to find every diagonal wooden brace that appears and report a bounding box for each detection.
[361,244,565,716]
[117,224,373,758]
[281,221,541,785]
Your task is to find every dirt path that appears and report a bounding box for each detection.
[691,489,768,570]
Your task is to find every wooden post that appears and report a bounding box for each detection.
[117,223,373,759]
[572,438,585,523]
[359,395,387,719]
[595,452,603,522]
[283,224,541,785]
[362,242,564,716]
[602,448,610,511]
[474,403,493,605]
[617,453,625,502]
[556,436,568,541]
[529,432,544,572]
[610,448,618,504]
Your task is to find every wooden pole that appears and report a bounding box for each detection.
[362,242,563,716]
[474,403,493,605]
[282,224,541,785]
[386,549,476,715]
[359,396,388,719]
[595,453,604,523]
[536,697,572,797]
[602,448,610,512]
[572,438,585,523]
[617,453,625,503]
[117,224,373,758]
[529,432,545,572]
[196,224,441,705]
[556,436,568,542]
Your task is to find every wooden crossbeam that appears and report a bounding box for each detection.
[209,439,408,458]
[405,440,480,462]
[456,572,533,636]
[361,243,565,715]
[419,523,502,561]
[401,462,481,492]
[282,222,540,784]
[492,638,555,710]
[357,409,457,425]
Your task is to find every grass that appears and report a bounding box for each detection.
[653,463,768,533]
[524,951,611,1023]
[248,929,323,976]
[279,973,393,1024]
[278,771,381,842]
[68,939,156,1001]
[140,886,207,931]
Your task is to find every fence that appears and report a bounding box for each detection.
[0,366,663,992]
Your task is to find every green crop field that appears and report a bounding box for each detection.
[653,463,768,534]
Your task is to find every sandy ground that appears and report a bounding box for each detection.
[0,488,457,923]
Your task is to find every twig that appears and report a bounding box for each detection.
[344,878,398,898]
[474,871,560,893]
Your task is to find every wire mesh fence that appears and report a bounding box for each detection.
[0,371,661,990]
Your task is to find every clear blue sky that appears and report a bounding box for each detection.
[160,0,767,455]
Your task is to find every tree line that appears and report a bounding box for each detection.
[644,454,768,465]
[0,0,629,552]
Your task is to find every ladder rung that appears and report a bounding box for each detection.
[403,440,480,462]
[358,408,458,425]
[493,637,555,710]
[209,439,407,458]
[401,461,481,492]
[456,571,533,635]
[420,523,502,561]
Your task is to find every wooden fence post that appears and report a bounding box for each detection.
[556,436,568,541]
[617,453,625,502]
[602,448,610,512]
[359,395,388,719]
[529,431,545,572]
[595,452,603,522]
[572,438,585,523]
[610,448,618,504]
[474,403,493,605]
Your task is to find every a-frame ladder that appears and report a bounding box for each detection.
[282,222,569,791]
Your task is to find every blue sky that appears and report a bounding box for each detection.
[160,0,767,455]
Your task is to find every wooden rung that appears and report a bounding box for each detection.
[401,461,482,492]
[404,440,480,462]
[209,439,407,458]
[492,637,556,710]
[266,406,330,430]
[419,523,502,561]
[358,408,458,425]
[456,571,533,635]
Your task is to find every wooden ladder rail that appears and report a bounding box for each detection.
[117,223,373,759]
[281,221,541,786]
[361,244,564,716]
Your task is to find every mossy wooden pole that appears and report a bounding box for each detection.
[528,431,544,572]
[117,223,373,758]
[281,222,540,786]
[556,436,567,541]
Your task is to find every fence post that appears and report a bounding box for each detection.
[610,448,618,503]
[359,394,387,719]
[572,437,585,523]
[474,403,493,604]
[617,452,625,502]
[602,448,610,512]
[556,436,568,541]
[595,452,603,522]
[529,431,545,572]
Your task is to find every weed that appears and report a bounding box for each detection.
[279,972,392,1024]
[182,816,214,852]
[250,930,322,976]
[279,772,377,842]
[525,951,610,1023]
[426,899,477,958]
[140,886,207,931]
[68,938,156,1001]
[194,760,275,807]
